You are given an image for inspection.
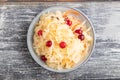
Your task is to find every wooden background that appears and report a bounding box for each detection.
[0,1,120,80]
[0,0,119,2]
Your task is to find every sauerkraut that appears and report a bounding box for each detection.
[33,10,92,70]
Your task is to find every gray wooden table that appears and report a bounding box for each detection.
[0,2,120,80]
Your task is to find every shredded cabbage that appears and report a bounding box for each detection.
[33,10,92,70]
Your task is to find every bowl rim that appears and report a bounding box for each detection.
[27,6,96,73]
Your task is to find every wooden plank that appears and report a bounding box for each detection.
[0,2,120,80]
[0,0,120,2]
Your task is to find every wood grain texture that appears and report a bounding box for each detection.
[0,2,120,80]
[0,0,119,2]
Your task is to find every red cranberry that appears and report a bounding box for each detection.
[46,40,52,47]
[37,30,42,36]
[75,29,83,34]
[78,34,85,41]
[41,55,47,62]
[65,19,72,26]
[59,41,67,48]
